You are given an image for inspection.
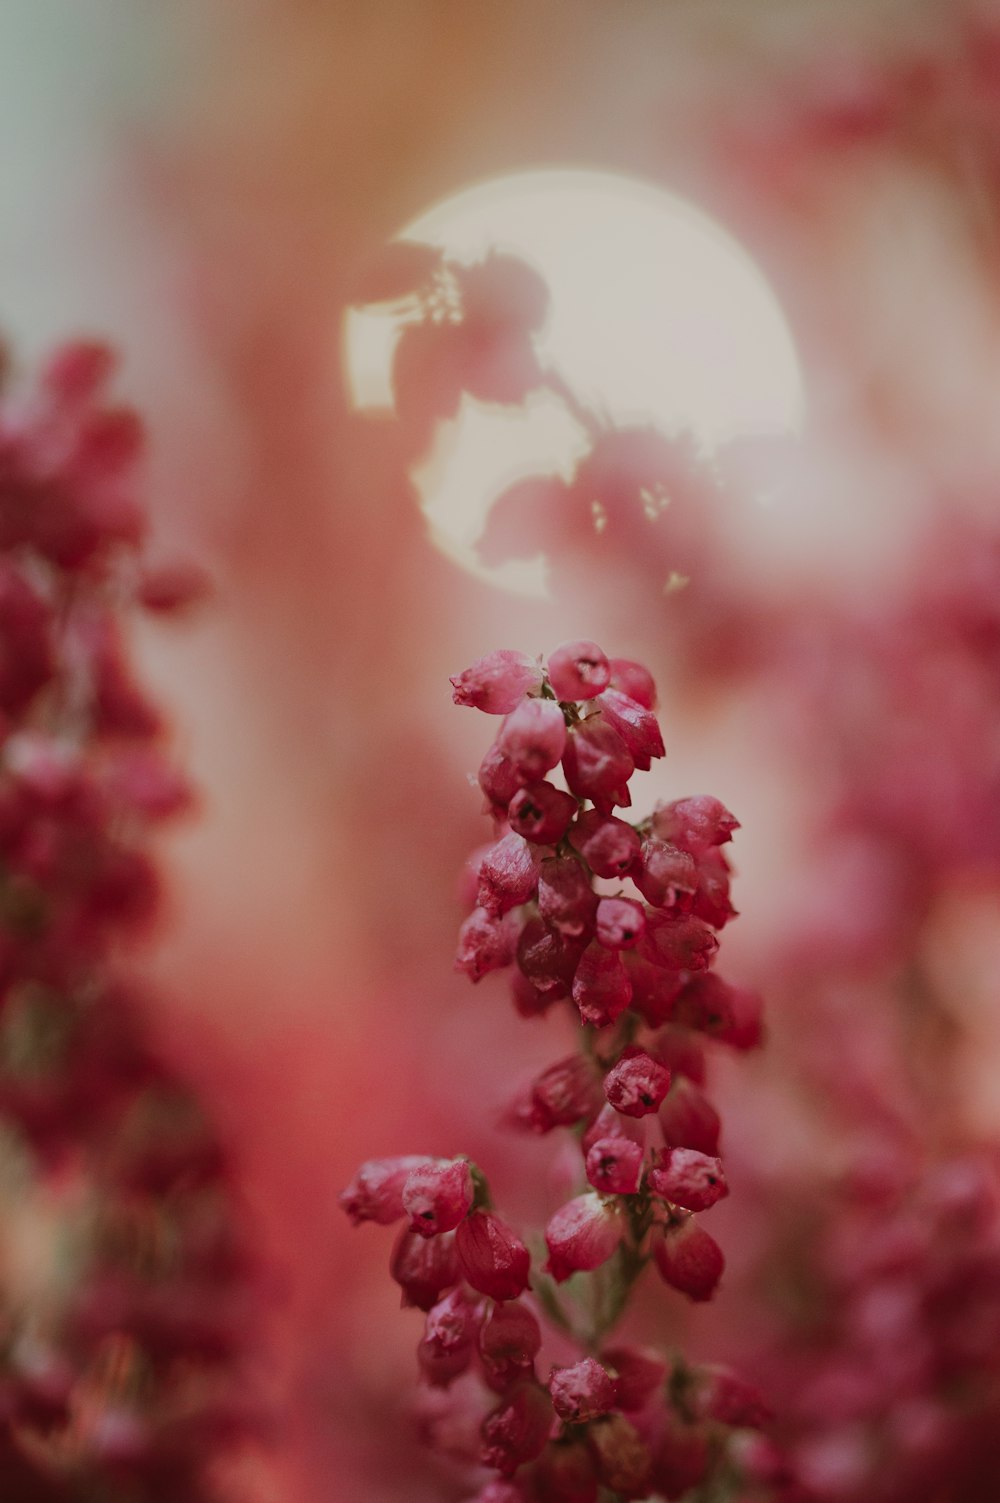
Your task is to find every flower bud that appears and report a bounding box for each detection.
[455,907,518,982]
[596,688,664,771]
[403,1158,474,1237]
[658,1079,721,1156]
[562,717,633,813]
[567,809,639,878]
[585,1135,644,1195]
[582,1102,644,1156]
[690,847,736,928]
[517,918,582,998]
[417,1334,473,1387]
[508,780,578,844]
[652,795,739,854]
[608,658,656,709]
[589,1413,653,1497]
[340,1155,433,1226]
[638,911,718,973]
[546,640,610,701]
[601,1345,667,1412]
[480,1381,553,1474]
[424,1288,481,1356]
[390,1227,460,1310]
[652,1217,724,1302]
[549,1357,616,1423]
[632,839,697,909]
[456,1210,531,1302]
[692,1365,772,1429]
[478,1299,541,1391]
[479,743,522,813]
[572,942,632,1028]
[648,1149,727,1212]
[498,698,567,781]
[595,896,645,950]
[526,1054,602,1133]
[451,650,543,714]
[604,1047,671,1118]
[624,954,684,1027]
[538,855,598,938]
[544,1193,624,1283]
[477,833,539,916]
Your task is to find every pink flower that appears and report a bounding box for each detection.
[632,839,697,909]
[549,1357,616,1422]
[507,780,578,844]
[608,657,657,709]
[480,1381,553,1474]
[585,1135,644,1195]
[595,896,646,950]
[340,1155,433,1225]
[456,1210,531,1301]
[451,650,543,713]
[390,1227,460,1310]
[524,1053,601,1133]
[562,716,634,813]
[538,855,598,938]
[572,942,632,1027]
[568,808,640,877]
[652,795,739,854]
[477,832,539,916]
[652,1217,724,1302]
[497,697,567,781]
[601,1345,668,1412]
[403,1158,475,1237]
[596,687,665,771]
[478,1300,541,1392]
[658,1079,721,1156]
[544,1193,624,1283]
[648,1149,728,1212]
[604,1047,671,1117]
[638,911,718,972]
[546,639,611,701]
[455,907,518,982]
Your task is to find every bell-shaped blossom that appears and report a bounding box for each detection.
[480,1381,553,1474]
[585,1134,644,1195]
[525,1053,601,1133]
[632,838,697,909]
[596,687,665,771]
[595,896,645,950]
[672,973,762,1047]
[340,1155,433,1226]
[451,650,543,713]
[568,808,640,877]
[658,1079,721,1156]
[601,1345,668,1412]
[549,1357,616,1423]
[604,1047,671,1118]
[390,1227,460,1310]
[403,1158,474,1237]
[516,917,582,998]
[547,640,611,701]
[639,911,718,973]
[572,942,632,1027]
[456,1210,531,1301]
[652,795,739,854]
[508,780,578,844]
[478,743,521,814]
[478,1300,541,1392]
[477,832,539,916]
[544,1193,624,1283]
[455,907,518,982]
[648,1148,728,1212]
[608,657,657,709]
[652,1217,724,1302]
[624,954,685,1027]
[538,855,598,939]
[562,716,634,813]
[498,698,567,782]
[689,847,737,928]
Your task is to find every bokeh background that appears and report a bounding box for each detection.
[3,3,1000,1500]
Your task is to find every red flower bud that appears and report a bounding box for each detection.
[608,657,657,709]
[417,1335,473,1387]
[390,1227,460,1310]
[595,896,645,950]
[498,698,567,781]
[340,1155,433,1225]
[624,954,684,1027]
[538,855,598,939]
[480,1380,553,1474]
[479,743,522,813]
[648,1149,727,1212]
[478,1299,541,1391]
[652,1217,724,1302]
[477,833,539,916]
[638,911,718,973]
[572,942,632,1028]
[546,640,611,701]
[604,1047,671,1118]
[451,650,543,713]
[562,716,633,813]
[585,1135,644,1195]
[455,907,518,982]
[549,1357,616,1422]
[658,1079,721,1156]
[567,809,640,878]
[690,847,736,928]
[526,1053,602,1132]
[508,780,578,844]
[544,1193,624,1283]
[632,839,697,909]
[517,918,582,998]
[456,1210,531,1302]
[424,1288,481,1356]
[596,688,664,771]
[601,1345,668,1412]
[403,1158,474,1237]
[652,795,739,854]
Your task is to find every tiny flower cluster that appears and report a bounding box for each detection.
[343,644,772,1499]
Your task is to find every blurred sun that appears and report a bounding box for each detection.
[344,168,804,596]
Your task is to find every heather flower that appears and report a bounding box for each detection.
[538,855,598,938]
[544,1193,624,1283]
[478,743,522,813]
[659,1078,722,1155]
[480,1380,553,1473]
[648,1148,728,1212]
[390,1227,460,1309]
[478,1300,541,1391]
[567,808,640,877]
[652,795,739,853]
[585,1134,644,1195]
[340,1154,433,1226]
[456,1210,531,1301]
[639,910,719,972]
[507,780,577,844]
[549,1357,616,1422]
[455,906,519,981]
[571,941,632,1027]
[523,1053,601,1132]
[604,1046,671,1117]
[608,657,657,709]
[516,917,582,998]
[497,697,567,781]
[594,896,645,950]
[403,1158,475,1237]
[451,650,543,713]
[652,1217,724,1302]
[477,832,539,916]
[546,639,611,700]
[632,838,697,908]
[562,715,633,812]
[602,1345,668,1412]
[596,687,665,771]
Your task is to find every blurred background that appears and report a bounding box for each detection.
[3,2,1000,1500]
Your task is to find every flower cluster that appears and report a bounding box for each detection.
[343,641,773,1500]
[0,341,257,1502]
